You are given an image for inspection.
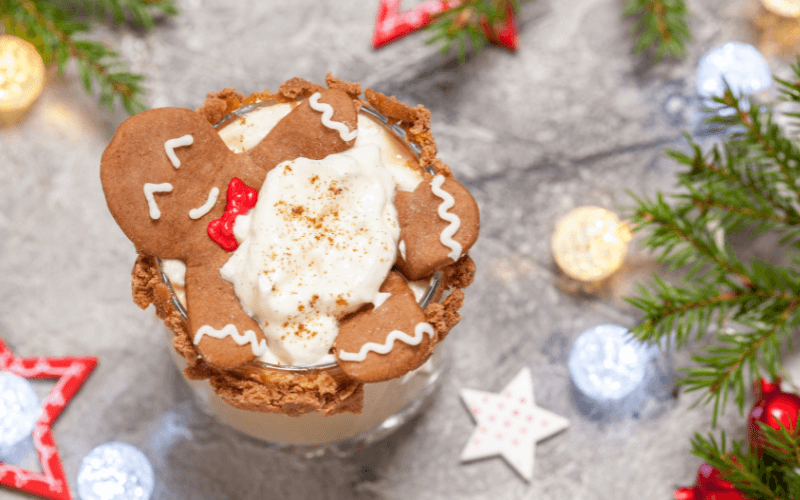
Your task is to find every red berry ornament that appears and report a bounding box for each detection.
[674,462,751,500]
[747,378,800,457]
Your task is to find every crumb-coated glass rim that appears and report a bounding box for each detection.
[158,94,440,373]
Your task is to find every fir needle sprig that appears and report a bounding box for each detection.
[424,0,524,63]
[627,63,800,497]
[0,0,177,114]
[622,0,691,59]
[690,431,799,500]
[627,82,800,424]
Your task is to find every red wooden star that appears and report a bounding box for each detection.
[0,337,97,500]
[372,0,519,51]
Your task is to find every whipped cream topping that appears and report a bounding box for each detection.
[220,144,400,365]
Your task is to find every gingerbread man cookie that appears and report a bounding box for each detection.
[101,90,357,368]
[394,174,480,280]
[335,272,434,383]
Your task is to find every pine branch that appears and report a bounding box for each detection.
[626,78,800,425]
[49,0,177,30]
[1,0,177,114]
[775,61,800,132]
[729,93,800,210]
[690,431,798,500]
[670,133,800,250]
[622,0,691,60]
[683,302,797,425]
[629,190,750,287]
[424,0,525,63]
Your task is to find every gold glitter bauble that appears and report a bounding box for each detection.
[762,0,800,17]
[0,35,45,124]
[551,206,631,282]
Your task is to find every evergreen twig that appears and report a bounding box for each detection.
[622,0,691,60]
[424,0,525,64]
[51,0,178,30]
[626,67,800,497]
[690,432,796,500]
[0,0,177,114]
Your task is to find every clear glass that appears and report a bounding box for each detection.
[160,97,448,456]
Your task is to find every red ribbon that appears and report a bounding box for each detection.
[208,178,258,252]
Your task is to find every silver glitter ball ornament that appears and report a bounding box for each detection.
[568,325,659,419]
[696,42,771,99]
[77,442,154,500]
[0,371,40,455]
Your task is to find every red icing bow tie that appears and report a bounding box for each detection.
[208,178,258,251]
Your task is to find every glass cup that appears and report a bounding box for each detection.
[159,96,449,456]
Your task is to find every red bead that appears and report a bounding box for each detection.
[208,178,258,251]
[675,461,752,500]
[747,378,800,457]
[673,486,697,500]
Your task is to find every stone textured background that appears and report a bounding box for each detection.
[1,0,797,498]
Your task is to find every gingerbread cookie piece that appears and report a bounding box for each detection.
[364,89,417,124]
[394,175,480,280]
[248,89,358,172]
[335,272,435,383]
[101,91,359,369]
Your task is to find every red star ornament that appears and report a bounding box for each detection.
[0,337,98,500]
[372,0,519,51]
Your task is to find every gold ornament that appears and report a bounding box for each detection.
[753,1,800,57]
[0,35,45,125]
[762,0,800,17]
[551,206,631,282]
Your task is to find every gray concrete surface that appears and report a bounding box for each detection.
[0,0,794,498]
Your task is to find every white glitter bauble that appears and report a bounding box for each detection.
[696,42,772,99]
[77,442,154,500]
[0,371,40,454]
[568,325,659,419]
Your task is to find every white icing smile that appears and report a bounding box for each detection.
[189,187,220,220]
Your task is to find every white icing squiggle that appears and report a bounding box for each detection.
[143,183,173,220]
[338,322,435,362]
[430,175,462,261]
[398,240,406,261]
[164,135,194,168]
[189,187,220,219]
[308,92,358,142]
[193,324,268,356]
